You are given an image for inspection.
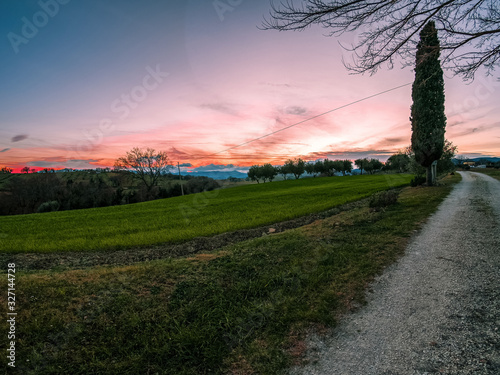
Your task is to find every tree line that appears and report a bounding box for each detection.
[0,171,219,216]
[0,147,224,215]
[247,158,386,183]
[247,142,458,184]
[0,172,219,216]
[0,141,458,215]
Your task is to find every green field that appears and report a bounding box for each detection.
[0,174,460,374]
[475,168,500,181]
[0,174,411,252]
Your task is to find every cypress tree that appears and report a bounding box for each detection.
[410,21,446,186]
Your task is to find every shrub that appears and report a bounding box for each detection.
[185,177,220,194]
[36,200,60,213]
[369,190,400,210]
[410,175,426,187]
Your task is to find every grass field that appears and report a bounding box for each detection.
[0,174,411,252]
[0,174,460,374]
[474,168,500,181]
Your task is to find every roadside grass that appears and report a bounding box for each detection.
[0,174,460,374]
[0,174,411,252]
[473,168,500,181]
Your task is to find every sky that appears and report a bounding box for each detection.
[1,0,499,174]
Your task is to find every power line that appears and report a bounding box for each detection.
[207,82,412,157]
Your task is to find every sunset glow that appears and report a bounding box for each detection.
[1,1,499,174]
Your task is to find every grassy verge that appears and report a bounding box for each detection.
[0,174,411,252]
[0,174,460,374]
[472,168,500,181]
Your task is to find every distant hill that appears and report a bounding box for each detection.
[453,157,500,165]
[184,170,248,180]
[470,157,500,163]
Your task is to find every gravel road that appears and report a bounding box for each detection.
[290,172,500,375]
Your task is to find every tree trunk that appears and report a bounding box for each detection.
[426,166,433,186]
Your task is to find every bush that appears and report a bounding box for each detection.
[410,175,426,187]
[185,177,220,194]
[369,190,400,210]
[36,200,60,213]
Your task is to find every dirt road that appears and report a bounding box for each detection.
[290,172,500,374]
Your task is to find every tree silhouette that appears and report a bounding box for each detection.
[284,158,306,179]
[386,153,410,173]
[261,163,279,182]
[342,160,353,175]
[263,0,500,80]
[355,158,368,175]
[410,21,446,186]
[114,148,171,191]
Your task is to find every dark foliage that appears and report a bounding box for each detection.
[0,173,219,216]
[410,175,427,187]
[36,200,60,213]
[411,21,446,186]
[185,177,220,194]
[369,190,400,210]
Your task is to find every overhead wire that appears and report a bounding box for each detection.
[205,82,412,158]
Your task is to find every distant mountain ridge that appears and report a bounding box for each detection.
[469,157,500,162]
[184,170,248,180]
[453,157,500,164]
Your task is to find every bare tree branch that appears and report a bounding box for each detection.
[262,0,500,80]
[114,147,171,191]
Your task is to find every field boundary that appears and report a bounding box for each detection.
[0,195,377,272]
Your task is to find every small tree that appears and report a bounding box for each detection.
[314,160,325,176]
[437,140,458,174]
[342,160,353,175]
[261,163,278,182]
[1,167,13,174]
[277,165,290,180]
[114,148,172,191]
[386,153,410,173]
[365,159,383,174]
[364,160,374,175]
[248,165,261,183]
[305,162,315,176]
[284,158,305,180]
[323,159,335,176]
[410,21,446,186]
[355,158,368,175]
[283,159,294,179]
[331,160,344,175]
[292,158,306,179]
[21,166,30,174]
